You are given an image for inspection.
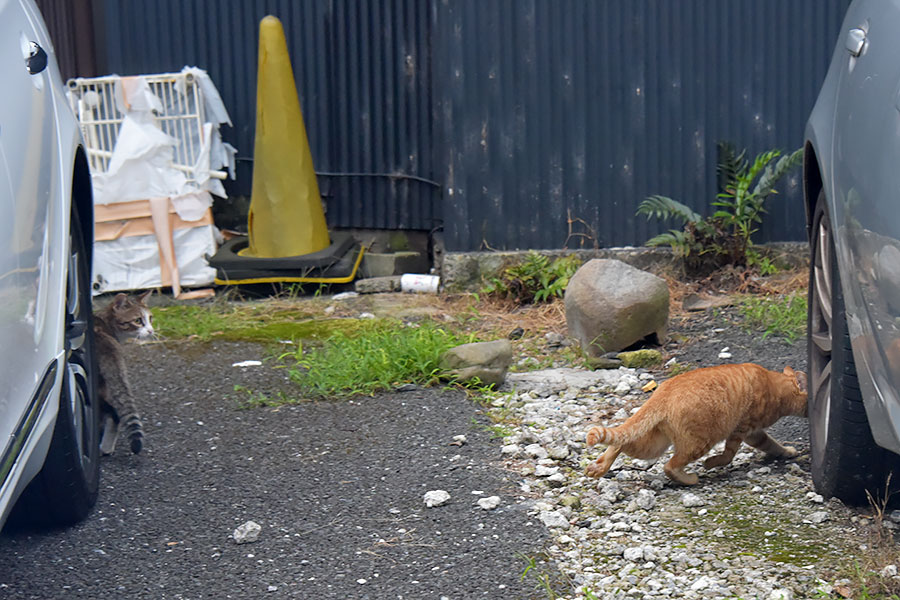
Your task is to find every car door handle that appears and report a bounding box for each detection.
[25,41,47,75]
[845,28,866,57]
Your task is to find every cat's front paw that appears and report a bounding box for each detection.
[585,461,607,478]
[585,427,602,447]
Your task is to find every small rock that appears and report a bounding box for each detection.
[477,496,501,510]
[559,495,581,509]
[806,492,825,504]
[424,490,451,507]
[681,492,706,507]
[539,511,570,529]
[233,521,262,544]
[545,332,566,348]
[535,465,559,477]
[548,445,570,460]
[769,589,793,600]
[332,291,359,300]
[691,575,714,591]
[614,381,632,395]
[587,356,623,370]
[881,565,898,578]
[450,434,467,446]
[623,547,644,561]
[635,489,657,510]
[508,327,524,340]
[500,444,521,456]
[718,351,733,359]
[547,473,567,487]
[617,349,663,368]
[524,443,549,459]
[890,509,900,523]
[809,511,829,524]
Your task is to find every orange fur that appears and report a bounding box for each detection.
[584,363,808,485]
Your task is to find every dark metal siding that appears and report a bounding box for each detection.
[93,0,439,232]
[75,1,849,250]
[433,0,851,250]
[34,0,98,81]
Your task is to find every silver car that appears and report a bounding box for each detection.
[804,0,900,503]
[0,0,99,527]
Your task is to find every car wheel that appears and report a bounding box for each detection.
[12,209,100,527]
[808,193,890,504]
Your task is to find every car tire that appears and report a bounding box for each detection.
[11,209,100,527]
[808,193,892,504]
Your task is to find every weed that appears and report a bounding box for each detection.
[282,319,477,399]
[518,553,564,599]
[738,293,807,343]
[637,142,802,274]
[233,384,296,408]
[746,249,779,276]
[481,251,582,305]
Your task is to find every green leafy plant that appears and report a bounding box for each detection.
[481,251,582,304]
[739,293,807,343]
[282,319,477,399]
[637,142,802,274]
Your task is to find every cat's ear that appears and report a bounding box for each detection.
[112,293,128,309]
[784,366,807,393]
[138,289,153,303]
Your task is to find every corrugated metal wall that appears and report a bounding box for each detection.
[433,0,851,251]
[66,1,850,251]
[93,0,440,232]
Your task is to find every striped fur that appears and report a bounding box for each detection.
[585,363,807,485]
[94,291,153,455]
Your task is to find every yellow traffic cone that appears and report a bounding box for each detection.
[242,15,330,258]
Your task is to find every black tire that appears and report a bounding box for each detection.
[808,193,891,503]
[11,209,100,528]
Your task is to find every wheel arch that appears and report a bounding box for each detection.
[803,141,824,242]
[70,147,93,267]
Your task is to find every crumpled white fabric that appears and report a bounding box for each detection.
[84,67,235,220]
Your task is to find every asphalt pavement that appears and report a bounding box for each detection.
[0,340,549,599]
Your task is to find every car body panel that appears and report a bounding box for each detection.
[806,0,900,453]
[0,0,90,526]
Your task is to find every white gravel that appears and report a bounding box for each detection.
[491,367,873,599]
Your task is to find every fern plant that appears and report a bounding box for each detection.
[636,142,802,273]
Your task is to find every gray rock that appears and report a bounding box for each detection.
[539,510,571,529]
[439,340,512,386]
[681,492,706,507]
[233,520,262,544]
[354,276,402,294]
[564,259,669,356]
[635,489,657,510]
[424,490,451,507]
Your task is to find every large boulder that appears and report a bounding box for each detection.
[564,259,669,357]
[440,340,512,386]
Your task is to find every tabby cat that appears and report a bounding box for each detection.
[585,363,808,485]
[93,291,152,454]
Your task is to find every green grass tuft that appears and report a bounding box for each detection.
[738,292,807,343]
[282,319,478,399]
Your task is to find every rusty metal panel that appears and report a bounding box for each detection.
[93,0,439,233]
[433,0,851,251]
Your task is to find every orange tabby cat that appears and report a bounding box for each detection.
[585,363,808,485]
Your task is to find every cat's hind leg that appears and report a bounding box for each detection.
[664,441,713,485]
[745,430,798,458]
[703,433,746,469]
[586,445,621,478]
[100,414,118,455]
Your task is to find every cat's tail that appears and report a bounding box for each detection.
[586,409,660,447]
[122,413,144,454]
